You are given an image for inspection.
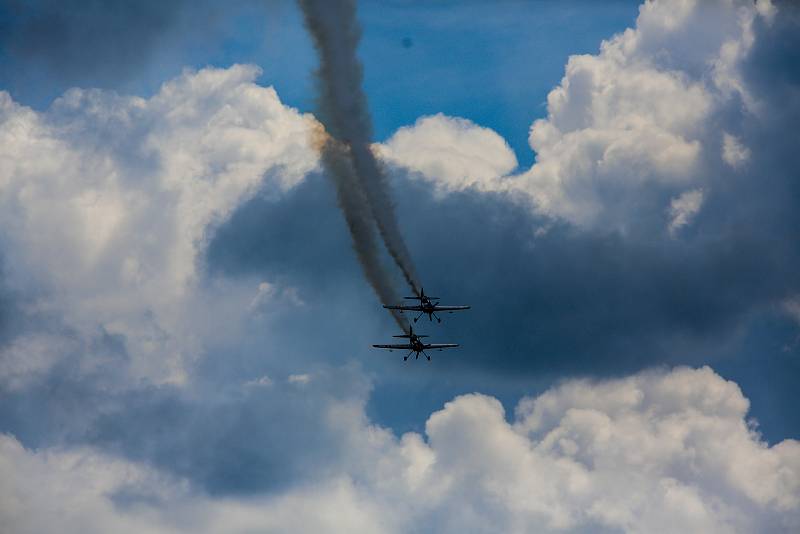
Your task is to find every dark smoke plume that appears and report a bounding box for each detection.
[315,129,410,331]
[298,0,421,301]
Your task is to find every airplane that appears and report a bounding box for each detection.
[372,325,459,361]
[383,287,470,323]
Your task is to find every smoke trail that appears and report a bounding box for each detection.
[312,126,410,332]
[298,0,421,296]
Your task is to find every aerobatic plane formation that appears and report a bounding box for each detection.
[373,288,469,362]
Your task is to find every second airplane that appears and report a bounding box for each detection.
[383,287,470,323]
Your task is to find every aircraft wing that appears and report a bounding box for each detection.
[434,305,471,311]
[383,305,424,312]
[372,344,413,350]
[424,343,459,349]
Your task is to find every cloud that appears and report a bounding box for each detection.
[0,430,394,534]
[0,64,318,385]
[667,188,705,236]
[288,373,311,385]
[378,113,518,194]
[722,132,751,169]
[1,367,797,533]
[0,0,245,92]
[0,0,184,79]
[206,140,800,387]
[512,0,764,230]
[0,333,72,392]
[409,367,799,533]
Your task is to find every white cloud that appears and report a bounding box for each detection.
[0,433,186,534]
[667,188,705,236]
[381,1,776,234]
[722,132,751,169]
[1,366,797,533]
[288,373,312,385]
[511,0,771,229]
[378,113,518,194]
[0,65,319,385]
[405,367,800,533]
[0,432,393,534]
[755,0,777,24]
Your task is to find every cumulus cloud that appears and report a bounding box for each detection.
[667,188,705,236]
[0,64,318,385]
[722,132,751,168]
[0,432,392,534]
[378,114,518,194]
[1,367,797,533]
[513,0,774,230]
[402,367,800,533]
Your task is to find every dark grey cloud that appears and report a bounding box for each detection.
[0,0,275,105]
[203,157,800,440]
[0,0,186,82]
[0,255,19,347]
[0,329,373,495]
[84,370,368,496]
[206,171,797,366]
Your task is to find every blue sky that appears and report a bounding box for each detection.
[0,1,799,532]
[1,0,641,166]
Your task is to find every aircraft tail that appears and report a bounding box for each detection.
[392,326,428,338]
[405,287,439,300]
